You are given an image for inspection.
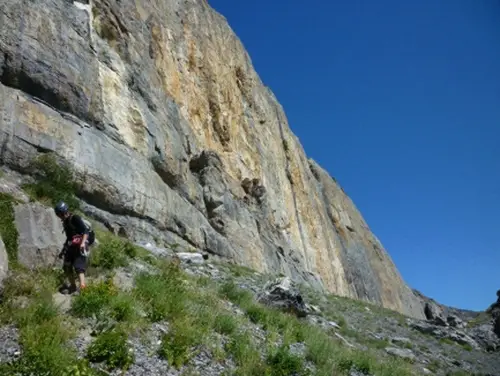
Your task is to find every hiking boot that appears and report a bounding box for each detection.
[59,283,77,295]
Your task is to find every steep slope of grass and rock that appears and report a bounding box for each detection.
[0,160,499,376]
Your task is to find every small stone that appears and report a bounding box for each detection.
[328,321,341,329]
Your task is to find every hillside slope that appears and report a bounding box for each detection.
[0,0,424,317]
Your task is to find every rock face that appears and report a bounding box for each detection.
[14,202,65,269]
[0,0,425,317]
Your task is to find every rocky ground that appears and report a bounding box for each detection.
[0,246,499,376]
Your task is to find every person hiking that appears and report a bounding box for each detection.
[54,201,95,294]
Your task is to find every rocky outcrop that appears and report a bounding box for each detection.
[14,202,65,269]
[256,277,308,318]
[0,0,426,317]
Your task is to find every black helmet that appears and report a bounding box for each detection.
[54,201,69,216]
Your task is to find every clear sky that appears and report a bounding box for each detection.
[209,0,500,311]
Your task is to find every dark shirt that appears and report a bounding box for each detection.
[63,214,89,241]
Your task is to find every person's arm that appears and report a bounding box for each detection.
[71,215,89,247]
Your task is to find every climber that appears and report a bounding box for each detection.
[54,201,95,294]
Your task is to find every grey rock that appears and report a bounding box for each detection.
[447,315,466,329]
[0,325,21,363]
[385,347,416,362]
[424,301,446,324]
[256,276,308,318]
[53,292,72,313]
[410,320,482,351]
[305,303,321,314]
[176,252,208,265]
[390,336,412,346]
[0,172,30,203]
[0,237,8,288]
[14,202,66,269]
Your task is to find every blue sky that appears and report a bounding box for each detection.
[209,0,500,311]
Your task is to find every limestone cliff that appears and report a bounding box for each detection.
[0,0,425,318]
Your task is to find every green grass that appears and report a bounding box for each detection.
[217,281,417,376]
[158,316,206,368]
[467,312,491,328]
[439,338,455,346]
[0,193,19,264]
[461,343,473,352]
[89,227,158,270]
[0,287,84,376]
[427,359,441,372]
[133,261,189,322]
[22,153,80,209]
[213,313,239,335]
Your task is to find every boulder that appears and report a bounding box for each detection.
[0,237,8,288]
[424,301,447,326]
[447,315,466,329]
[256,277,308,318]
[14,202,66,269]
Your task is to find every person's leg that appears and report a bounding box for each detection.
[60,251,77,293]
[74,251,88,290]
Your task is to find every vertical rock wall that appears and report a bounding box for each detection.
[0,0,425,318]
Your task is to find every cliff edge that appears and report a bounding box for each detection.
[0,0,425,318]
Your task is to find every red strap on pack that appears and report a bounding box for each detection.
[71,235,83,246]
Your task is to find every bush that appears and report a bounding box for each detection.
[225,331,261,368]
[23,153,80,209]
[213,313,239,335]
[71,279,118,318]
[158,317,204,368]
[90,237,129,270]
[0,193,19,263]
[265,345,310,376]
[87,329,134,371]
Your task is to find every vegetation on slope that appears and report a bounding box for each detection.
[0,193,19,264]
[0,224,419,376]
[0,155,495,376]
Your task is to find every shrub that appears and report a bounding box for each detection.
[71,279,118,318]
[225,331,261,368]
[86,329,134,371]
[158,317,204,369]
[23,153,80,209]
[214,313,238,335]
[265,345,309,376]
[90,237,129,270]
[0,193,19,263]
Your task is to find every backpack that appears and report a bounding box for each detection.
[65,214,95,246]
[82,217,93,232]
